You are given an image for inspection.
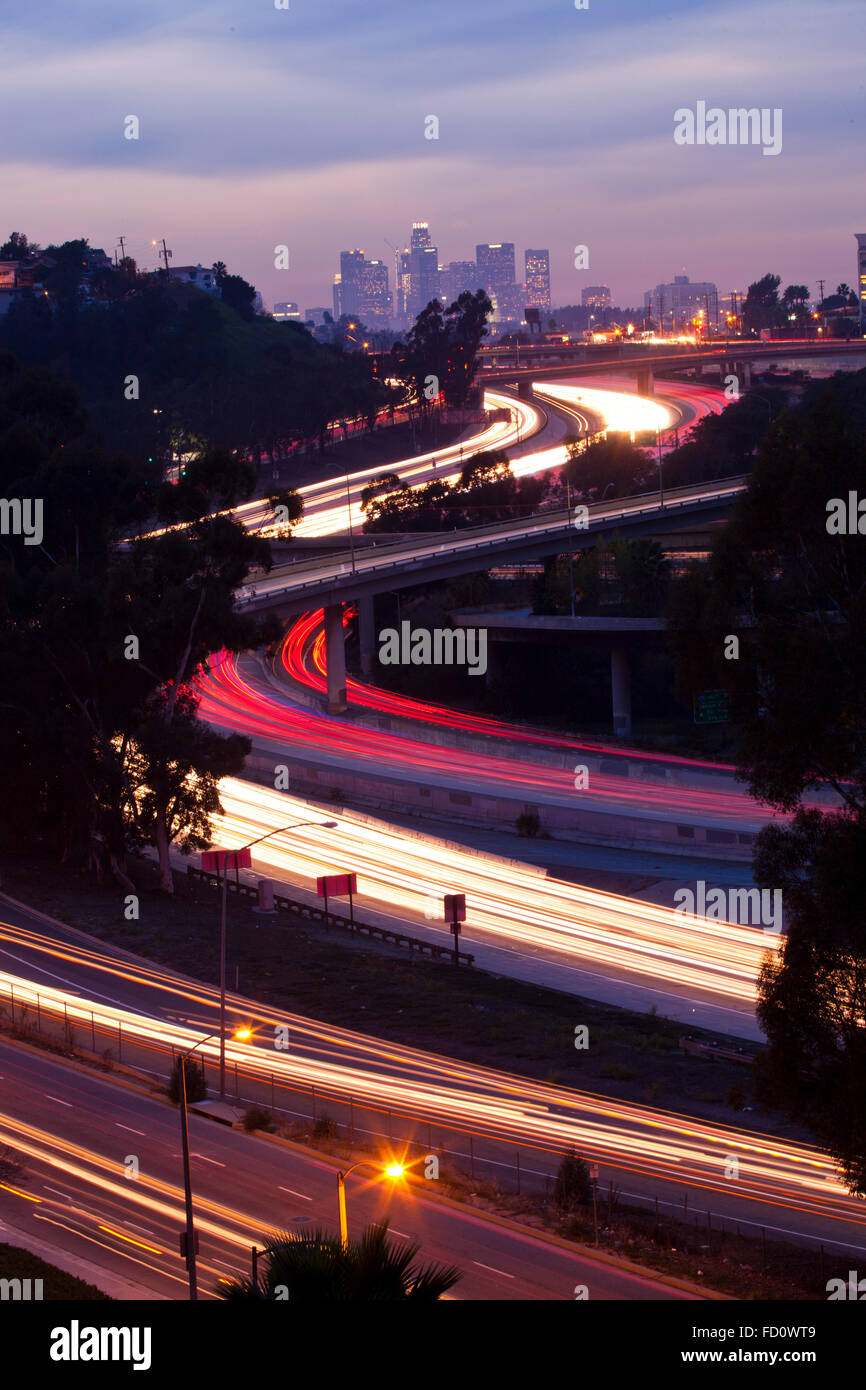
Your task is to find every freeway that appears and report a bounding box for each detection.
[0,901,863,1258]
[232,388,544,540]
[0,1041,687,1301]
[235,474,745,619]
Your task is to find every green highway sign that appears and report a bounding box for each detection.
[693,688,731,724]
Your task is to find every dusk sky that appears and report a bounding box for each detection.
[2,0,863,311]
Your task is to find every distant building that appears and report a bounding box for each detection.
[441,260,480,304]
[856,234,866,335]
[304,307,330,326]
[168,263,220,295]
[524,249,551,310]
[334,250,390,322]
[476,242,515,295]
[273,301,301,321]
[582,285,612,310]
[359,258,391,321]
[337,250,366,317]
[644,274,718,331]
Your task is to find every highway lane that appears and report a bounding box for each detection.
[1,901,864,1255]
[0,1040,697,1301]
[231,389,543,540]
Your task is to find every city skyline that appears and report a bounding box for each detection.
[1,0,861,314]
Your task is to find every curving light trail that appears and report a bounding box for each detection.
[281,605,737,774]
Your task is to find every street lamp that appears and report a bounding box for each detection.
[345,474,356,572]
[176,1025,249,1300]
[205,820,338,1102]
[656,427,665,508]
[337,1160,405,1248]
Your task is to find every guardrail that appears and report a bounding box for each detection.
[186,866,474,966]
[240,480,750,606]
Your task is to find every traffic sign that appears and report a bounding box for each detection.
[693,688,731,725]
[444,893,466,922]
[316,873,357,898]
[201,847,252,871]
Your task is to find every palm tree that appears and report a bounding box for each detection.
[216,1221,460,1301]
[836,283,852,299]
[211,260,227,283]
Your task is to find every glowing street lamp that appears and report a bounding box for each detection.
[201,820,338,1102]
[336,1160,405,1248]
[177,1025,250,1301]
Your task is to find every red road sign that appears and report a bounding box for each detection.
[444,893,466,922]
[201,847,252,871]
[316,873,357,898]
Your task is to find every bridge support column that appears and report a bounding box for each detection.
[324,602,348,713]
[517,380,534,401]
[610,644,632,740]
[636,368,654,396]
[358,594,376,677]
[734,360,751,388]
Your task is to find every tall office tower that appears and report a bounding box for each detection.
[476,242,516,318]
[524,249,551,309]
[441,260,479,304]
[856,234,866,336]
[582,285,612,310]
[359,258,390,321]
[332,274,342,319]
[402,222,440,317]
[337,249,366,317]
[410,221,432,250]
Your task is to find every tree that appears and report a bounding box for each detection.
[742,273,781,335]
[0,232,40,261]
[553,1149,593,1210]
[167,1055,208,1104]
[217,272,256,319]
[754,809,866,1194]
[216,1221,461,1301]
[563,432,650,501]
[667,372,866,1191]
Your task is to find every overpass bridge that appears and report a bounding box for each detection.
[479,339,866,399]
[239,475,746,714]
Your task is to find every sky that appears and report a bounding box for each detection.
[1,0,864,313]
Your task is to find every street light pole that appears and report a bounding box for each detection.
[219,863,227,1101]
[345,475,356,573]
[179,1053,198,1300]
[657,429,664,508]
[210,820,337,1108]
[335,1160,405,1249]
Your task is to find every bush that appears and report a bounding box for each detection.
[243,1104,275,1133]
[168,1056,207,1105]
[311,1114,338,1141]
[725,1084,747,1112]
[515,809,540,838]
[553,1149,593,1211]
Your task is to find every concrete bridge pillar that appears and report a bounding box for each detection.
[636,368,654,396]
[610,643,632,739]
[735,360,752,388]
[324,602,348,713]
[517,380,534,401]
[358,594,376,677]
